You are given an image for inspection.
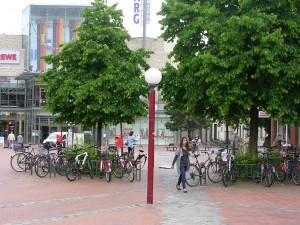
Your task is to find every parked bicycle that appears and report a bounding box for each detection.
[186,150,223,187]
[111,151,135,182]
[10,144,36,172]
[130,145,147,170]
[35,147,57,178]
[273,146,300,185]
[10,143,51,177]
[253,151,275,187]
[221,147,239,187]
[98,149,112,182]
[65,146,94,181]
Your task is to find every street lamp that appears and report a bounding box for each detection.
[144,68,162,204]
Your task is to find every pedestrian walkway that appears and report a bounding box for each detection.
[0,145,300,224]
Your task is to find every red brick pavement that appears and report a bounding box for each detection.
[0,146,165,225]
[205,179,300,225]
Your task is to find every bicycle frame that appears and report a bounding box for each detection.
[74,152,88,168]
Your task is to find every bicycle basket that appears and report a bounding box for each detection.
[221,151,228,162]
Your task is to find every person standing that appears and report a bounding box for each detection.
[272,133,285,149]
[17,133,24,149]
[7,131,15,149]
[192,134,201,152]
[231,131,240,155]
[126,131,138,156]
[243,133,250,153]
[171,137,190,193]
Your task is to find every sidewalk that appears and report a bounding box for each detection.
[1,145,300,224]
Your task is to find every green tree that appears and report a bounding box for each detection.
[164,107,211,140]
[158,0,300,153]
[38,0,151,146]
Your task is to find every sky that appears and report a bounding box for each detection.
[0,0,163,38]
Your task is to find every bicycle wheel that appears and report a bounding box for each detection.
[105,161,112,182]
[186,164,200,187]
[11,153,27,172]
[49,153,58,173]
[35,156,50,178]
[207,162,222,183]
[66,159,79,181]
[253,163,262,183]
[112,159,123,178]
[87,158,93,179]
[56,156,68,176]
[222,164,231,187]
[125,161,135,182]
[291,166,300,185]
[264,165,274,187]
[275,162,286,182]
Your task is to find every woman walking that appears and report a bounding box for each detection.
[171,137,190,193]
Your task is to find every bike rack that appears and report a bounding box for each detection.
[135,162,141,181]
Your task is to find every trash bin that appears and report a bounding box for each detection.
[115,136,123,147]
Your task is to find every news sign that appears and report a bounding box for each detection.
[0,50,20,64]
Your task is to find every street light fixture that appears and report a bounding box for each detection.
[144,68,162,204]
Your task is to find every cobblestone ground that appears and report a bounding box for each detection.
[1,145,300,225]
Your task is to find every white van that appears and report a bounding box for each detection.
[43,132,68,144]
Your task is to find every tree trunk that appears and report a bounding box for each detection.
[225,124,229,144]
[97,121,102,148]
[249,106,259,154]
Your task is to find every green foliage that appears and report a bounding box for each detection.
[158,0,300,152]
[234,151,259,165]
[164,107,212,134]
[38,0,151,130]
[64,145,99,161]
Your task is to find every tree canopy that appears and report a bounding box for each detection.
[158,0,300,152]
[38,0,151,144]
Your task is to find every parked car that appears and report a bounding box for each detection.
[43,132,68,145]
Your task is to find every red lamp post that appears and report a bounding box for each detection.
[145,68,162,204]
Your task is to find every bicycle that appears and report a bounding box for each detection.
[54,148,68,176]
[10,145,36,172]
[275,146,299,182]
[130,145,147,170]
[111,151,135,182]
[291,162,300,185]
[34,146,57,178]
[98,149,112,182]
[186,150,223,187]
[253,151,275,187]
[65,146,94,181]
[221,147,239,187]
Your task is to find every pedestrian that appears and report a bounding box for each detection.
[243,133,250,153]
[272,133,285,149]
[7,131,15,149]
[192,134,201,152]
[171,137,190,193]
[231,131,240,155]
[126,131,138,156]
[17,133,24,149]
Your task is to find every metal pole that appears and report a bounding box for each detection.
[120,122,123,154]
[147,86,155,204]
